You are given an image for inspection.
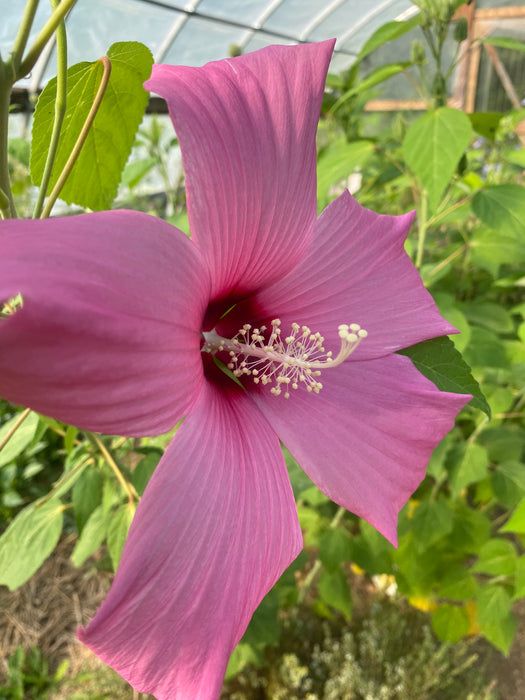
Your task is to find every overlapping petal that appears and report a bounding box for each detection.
[223,190,455,356]
[252,353,470,545]
[79,377,302,700]
[0,211,208,435]
[145,41,334,313]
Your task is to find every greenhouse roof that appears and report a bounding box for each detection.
[2,0,419,93]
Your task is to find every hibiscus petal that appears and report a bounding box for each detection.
[145,41,334,311]
[252,353,470,545]
[0,211,207,435]
[79,378,301,700]
[226,190,455,357]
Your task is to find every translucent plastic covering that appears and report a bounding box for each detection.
[1,0,415,92]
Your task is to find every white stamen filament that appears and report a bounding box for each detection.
[202,319,367,398]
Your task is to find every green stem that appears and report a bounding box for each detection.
[297,506,346,604]
[40,55,111,218]
[0,408,31,454]
[38,454,94,505]
[425,243,467,281]
[9,0,41,79]
[86,432,138,507]
[427,196,471,228]
[0,61,17,218]
[415,189,428,269]
[18,0,78,80]
[33,0,68,219]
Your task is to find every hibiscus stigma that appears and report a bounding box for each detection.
[202,319,367,398]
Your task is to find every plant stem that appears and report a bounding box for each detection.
[0,408,31,454]
[38,454,94,505]
[415,189,428,269]
[9,0,41,78]
[18,0,78,80]
[425,243,467,280]
[33,0,68,219]
[40,55,111,218]
[86,432,138,507]
[427,196,471,228]
[0,60,17,218]
[297,505,346,604]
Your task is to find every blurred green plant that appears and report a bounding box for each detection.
[0,646,68,700]
[221,596,497,699]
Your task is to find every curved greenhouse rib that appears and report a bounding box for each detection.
[339,0,415,46]
[298,0,347,41]
[154,0,203,64]
[234,0,288,52]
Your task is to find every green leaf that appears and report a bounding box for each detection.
[501,497,525,534]
[449,442,489,498]
[480,36,525,53]
[477,584,516,654]
[0,411,40,468]
[439,565,478,600]
[0,499,64,590]
[169,209,190,237]
[318,567,352,619]
[121,156,157,189]
[31,42,153,210]
[411,500,454,551]
[300,485,329,506]
[502,146,525,168]
[403,108,473,212]
[319,528,353,571]
[241,589,280,648]
[472,184,525,237]
[393,533,438,596]
[471,227,525,277]
[225,643,261,680]
[332,63,411,112]
[351,520,393,576]
[317,138,374,209]
[449,502,491,554]
[71,504,108,567]
[433,292,471,353]
[463,327,510,370]
[426,432,451,480]
[49,453,90,501]
[132,449,161,496]
[73,466,103,533]
[284,446,315,497]
[399,336,490,417]
[432,604,469,643]
[492,461,525,509]
[473,538,517,577]
[479,426,525,464]
[357,15,422,61]
[102,477,121,515]
[107,502,136,570]
[64,425,78,455]
[468,112,504,140]
[225,590,280,679]
[460,301,514,335]
[514,556,525,599]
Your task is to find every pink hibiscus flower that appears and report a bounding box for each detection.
[0,40,469,699]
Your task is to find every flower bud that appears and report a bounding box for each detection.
[229,44,242,58]
[392,113,408,143]
[453,17,469,43]
[410,39,427,65]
